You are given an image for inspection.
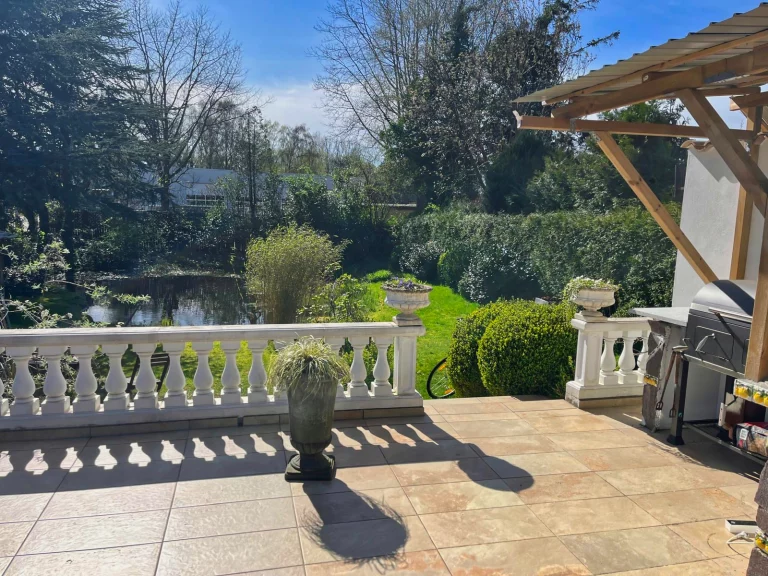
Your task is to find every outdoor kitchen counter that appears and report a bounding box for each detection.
[630,306,689,327]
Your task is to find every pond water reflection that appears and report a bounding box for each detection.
[86,275,258,326]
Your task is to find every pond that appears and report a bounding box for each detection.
[86,275,259,326]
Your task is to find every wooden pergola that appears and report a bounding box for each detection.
[514,4,768,382]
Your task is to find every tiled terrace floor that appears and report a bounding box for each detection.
[0,397,762,575]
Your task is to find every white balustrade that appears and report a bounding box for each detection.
[0,322,425,429]
[567,315,651,407]
[0,347,7,417]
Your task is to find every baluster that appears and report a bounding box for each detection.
[636,331,650,383]
[39,345,70,414]
[599,335,618,386]
[71,345,99,413]
[347,337,370,398]
[7,346,39,416]
[372,336,393,397]
[191,342,214,406]
[132,343,159,409]
[272,340,288,400]
[220,341,242,404]
[394,335,419,397]
[325,337,347,398]
[103,344,128,410]
[0,347,7,416]
[163,342,187,408]
[247,341,268,403]
[617,333,637,385]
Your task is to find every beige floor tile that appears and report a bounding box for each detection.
[0,558,11,575]
[165,497,295,540]
[438,537,590,576]
[299,515,434,564]
[600,560,732,576]
[185,433,284,457]
[712,554,751,575]
[507,472,622,504]
[630,488,753,524]
[483,451,589,478]
[403,479,522,513]
[0,468,68,495]
[86,429,188,446]
[441,411,521,422]
[547,430,649,451]
[419,506,551,548]
[527,414,616,433]
[380,440,478,464]
[305,550,450,576]
[390,458,498,486]
[668,519,747,559]
[597,466,711,496]
[530,496,660,535]
[447,419,536,439]
[0,438,87,452]
[0,493,52,522]
[173,473,290,507]
[6,543,161,576]
[516,409,583,420]
[425,398,481,406]
[188,425,280,439]
[561,526,704,574]
[294,488,416,526]
[506,399,575,412]
[722,482,758,510]
[74,440,186,467]
[234,568,305,576]
[570,446,680,471]
[20,510,167,554]
[42,482,175,519]
[178,451,286,481]
[0,522,34,556]
[290,465,400,496]
[363,423,460,445]
[0,447,79,472]
[477,395,517,403]
[468,435,561,457]
[324,445,387,468]
[157,528,303,576]
[680,464,758,489]
[60,461,181,491]
[431,403,511,415]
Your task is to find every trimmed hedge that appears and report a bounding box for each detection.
[446,301,517,397]
[477,302,577,398]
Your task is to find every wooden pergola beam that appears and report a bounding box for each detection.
[545,28,768,105]
[515,114,756,140]
[747,210,768,381]
[731,92,768,110]
[699,86,761,98]
[594,131,718,284]
[678,88,768,215]
[553,44,768,119]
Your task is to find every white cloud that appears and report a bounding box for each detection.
[256,83,329,134]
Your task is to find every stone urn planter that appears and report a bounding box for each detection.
[268,337,350,482]
[382,279,432,326]
[564,277,618,318]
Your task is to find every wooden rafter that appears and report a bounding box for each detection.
[699,86,761,97]
[594,131,717,284]
[731,107,763,280]
[746,208,768,381]
[678,88,768,215]
[731,92,768,110]
[515,114,757,140]
[545,28,768,105]
[552,44,768,119]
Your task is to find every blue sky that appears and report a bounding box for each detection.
[171,0,763,131]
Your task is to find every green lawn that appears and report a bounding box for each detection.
[145,276,477,400]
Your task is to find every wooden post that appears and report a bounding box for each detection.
[594,132,718,284]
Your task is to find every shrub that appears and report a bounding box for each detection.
[477,302,576,397]
[446,301,517,397]
[245,225,344,323]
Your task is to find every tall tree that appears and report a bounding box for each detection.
[0,0,150,278]
[122,0,244,208]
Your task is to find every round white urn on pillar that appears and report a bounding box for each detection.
[382,280,432,326]
[570,288,616,318]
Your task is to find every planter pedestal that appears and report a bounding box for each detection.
[285,453,336,482]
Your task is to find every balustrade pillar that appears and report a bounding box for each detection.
[325,338,347,398]
[247,341,268,403]
[636,331,650,383]
[71,345,99,413]
[220,341,242,404]
[347,337,370,397]
[0,347,6,416]
[102,344,129,411]
[599,336,618,386]
[191,342,214,406]
[7,346,39,416]
[132,343,159,410]
[394,335,419,397]
[372,336,393,397]
[618,334,637,385]
[39,345,70,414]
[163,342,187,408]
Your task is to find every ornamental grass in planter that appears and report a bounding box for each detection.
[268,337,350,482]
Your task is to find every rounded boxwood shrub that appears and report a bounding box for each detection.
[477,302,576,397]
[446,300,524,397]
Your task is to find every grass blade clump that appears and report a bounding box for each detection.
[268,337,350,397]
